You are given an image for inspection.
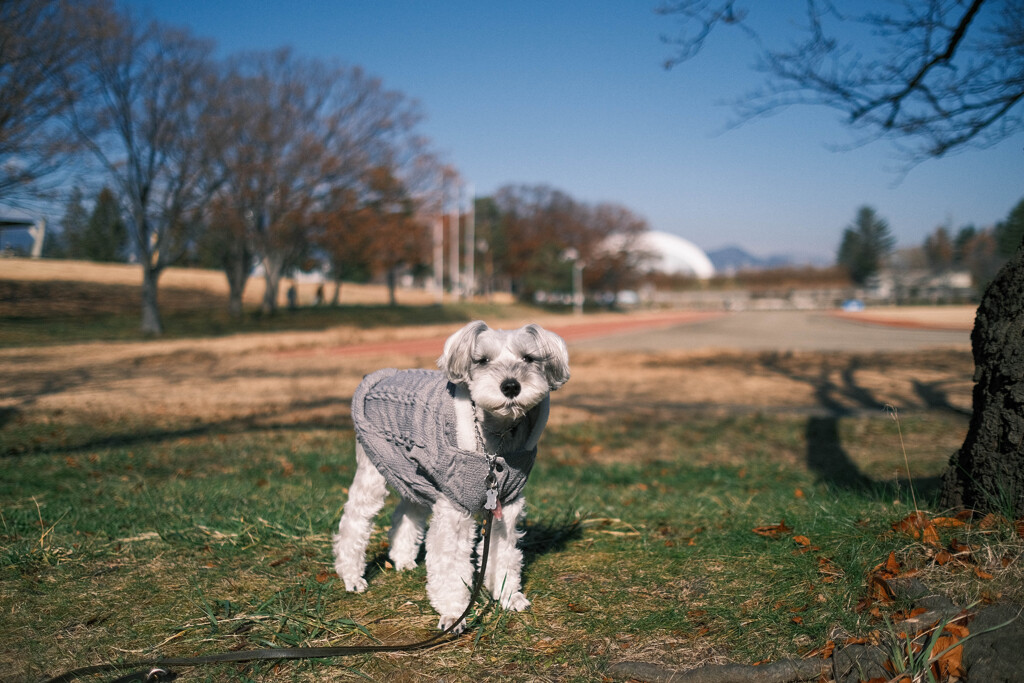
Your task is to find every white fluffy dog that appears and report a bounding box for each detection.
[333,321,570,632]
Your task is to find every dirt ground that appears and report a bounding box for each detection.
[0,258,977,441]
[0,319,974,440]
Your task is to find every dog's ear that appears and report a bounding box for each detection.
[438,320,488,384]
[524,324,571,390]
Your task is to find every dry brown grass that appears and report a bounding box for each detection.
[0,256,501,307]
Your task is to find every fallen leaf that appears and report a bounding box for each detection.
[978,512,1006,529]
[883,551,901,576]
[930,623,968,679]
[891,512,940,545]
[930,516,966,528]
[794,488,805,499]
[752,519,793,539]
[974,566,994,580]
[315,570,331,583]
[935,549,952,566]
[869,575,896,603]
[892,512,928,535]
[817,556,843,583]
[790,616,803,625]
[950,538,975,557]
[792,535,819,553]
[269,555,291,567]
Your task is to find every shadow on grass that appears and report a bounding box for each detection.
[743,352,964,501]
[1,396,355,458]
[361,510,584,590]
[805,414,944,501]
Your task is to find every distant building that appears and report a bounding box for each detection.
[629,230,716,279]
[0,217,46,258]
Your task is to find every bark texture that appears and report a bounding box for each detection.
[941,246,1024,516]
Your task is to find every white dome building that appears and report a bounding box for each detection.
[633,230,715,279]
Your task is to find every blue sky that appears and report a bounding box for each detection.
[131,0,1023,262]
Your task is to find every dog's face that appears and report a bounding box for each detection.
[438,321,570,421]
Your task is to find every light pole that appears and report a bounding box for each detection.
[561,248,584,316]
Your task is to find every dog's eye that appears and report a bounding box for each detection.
[522,354,535,364]
[474,357,489,365]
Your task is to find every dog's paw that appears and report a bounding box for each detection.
[342,576,368,593]
[391,558,417,572]
[437,615,467,634]
[501,591,531,612]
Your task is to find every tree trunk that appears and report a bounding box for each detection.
[223,238,251,319]
[261,255,284,315]
[386,267,398,307]
[331,279,342,306]
[227,268,247,319]
[140,264,163,335]
[940,245,1024,517]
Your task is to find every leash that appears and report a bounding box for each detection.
[43,509,496,683]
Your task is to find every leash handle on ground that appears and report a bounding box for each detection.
[43,511,495,683]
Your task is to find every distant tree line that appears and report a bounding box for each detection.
[836,199,1024,289]
[2,0,649,333]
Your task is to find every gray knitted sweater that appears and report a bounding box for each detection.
[351,368,538,514]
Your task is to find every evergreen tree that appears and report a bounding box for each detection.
[60,187,90,260]
[53,188,89,258]
[837,206,895,285]
[83,187,127,262]
[995,196,1024,258]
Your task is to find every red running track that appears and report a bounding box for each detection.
[277,311,723,359]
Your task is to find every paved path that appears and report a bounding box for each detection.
[570,310,971,353]
[279,311,720,358]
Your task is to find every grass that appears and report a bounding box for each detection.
[3,410,1019,682]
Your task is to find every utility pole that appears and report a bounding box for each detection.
[449,180,461,299]
[464,185,475,300]
[432,211,444,305]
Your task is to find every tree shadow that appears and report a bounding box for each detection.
[1,396,354,458]
[760,353,958,500]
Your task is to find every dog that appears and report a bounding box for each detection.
[333,321,570,632]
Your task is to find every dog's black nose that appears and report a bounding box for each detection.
[500,378,521,398]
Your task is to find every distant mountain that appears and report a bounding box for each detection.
[707,245,832,273]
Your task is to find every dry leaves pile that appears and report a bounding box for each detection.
[749,509,1024,683]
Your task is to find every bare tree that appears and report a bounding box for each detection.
[660,0,1024,515]
[492,184,649,301]
[0,0,89,205]
[66,4,222,334]
[212,49,425,315]
[660,0,1024,160]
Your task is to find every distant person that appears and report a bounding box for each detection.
[287,281,297,311]
[314,284,324,306]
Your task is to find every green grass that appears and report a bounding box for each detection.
[4,409,1017,681]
